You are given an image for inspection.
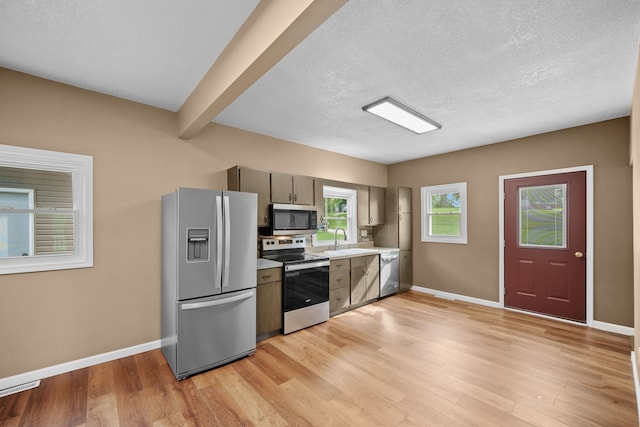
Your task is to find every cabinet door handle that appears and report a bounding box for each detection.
[289,193,292,202]
[294,194,298,202]
[261,274,272,280]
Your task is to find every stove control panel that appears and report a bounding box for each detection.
[262,237,306,252]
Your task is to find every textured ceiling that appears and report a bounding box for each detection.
[1,0,639,164]
[0,0,260,110]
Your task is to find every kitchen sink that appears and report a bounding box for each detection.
[319,248,379,257]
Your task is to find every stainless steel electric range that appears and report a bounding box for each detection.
[261,237,330,334]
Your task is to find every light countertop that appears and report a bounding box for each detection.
[257,258,282,270]
[306,246,400,260]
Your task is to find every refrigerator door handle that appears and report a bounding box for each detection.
[222,195,231,288]
[215,196,223,290]
[181,290,254,310]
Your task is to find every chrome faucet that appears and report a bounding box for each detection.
[334,228,347,250]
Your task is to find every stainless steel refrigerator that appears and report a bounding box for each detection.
[161,187,257,380]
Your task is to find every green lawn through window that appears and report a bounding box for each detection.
[430,207,460,236]
[317,212,347,241]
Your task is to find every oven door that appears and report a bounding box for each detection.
[283,260,330,312]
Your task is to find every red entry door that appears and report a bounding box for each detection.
[504,171,586,322]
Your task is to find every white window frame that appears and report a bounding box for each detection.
[421,182,467,244]
[0,144,93,274]
[312,185,358,247]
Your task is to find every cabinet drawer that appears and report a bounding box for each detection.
[330,286,350,313]
[330,259,350,272]
[330,269,350,290]
[257,267,282,285]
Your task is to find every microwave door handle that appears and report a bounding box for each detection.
[222,195,231,289]
[215,196,223,290]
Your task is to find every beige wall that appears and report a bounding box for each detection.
[388,118,634,327]
[631,50,640,377]
[0,68,386,378]
[0,65,634,380]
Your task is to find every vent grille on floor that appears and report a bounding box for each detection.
[0,380,40,398]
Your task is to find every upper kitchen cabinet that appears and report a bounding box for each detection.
[374,186,412,250]
[314,178,325,225]
[358,185,385,226]
[271,172,315,205]
[227,166,271,227]
[398,186,411,213]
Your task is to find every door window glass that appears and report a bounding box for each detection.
[519,184,566,248]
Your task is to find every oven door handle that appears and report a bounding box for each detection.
[285,260,330,272]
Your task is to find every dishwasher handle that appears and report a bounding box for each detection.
[381,253,399,262]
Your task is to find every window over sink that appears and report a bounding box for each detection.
[312,186,357,247]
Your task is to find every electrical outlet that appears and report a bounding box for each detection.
[361,229,367,237]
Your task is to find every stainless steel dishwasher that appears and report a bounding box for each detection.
[379,248,400,297]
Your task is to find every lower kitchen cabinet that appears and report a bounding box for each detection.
[256,267,282,340]
[365,255,380,300]
[329,258,350,315]
[329,254,382,317]
[399,250,412,292]
[350,255,379,306]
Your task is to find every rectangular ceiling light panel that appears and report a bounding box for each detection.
[362,97,441,134]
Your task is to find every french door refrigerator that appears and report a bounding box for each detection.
[161,188,257,380]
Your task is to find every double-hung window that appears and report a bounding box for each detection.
[421,182,467,244]
[313,186,357,247]
[0,144,93,274]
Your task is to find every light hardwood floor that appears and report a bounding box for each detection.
[1,290,637,426]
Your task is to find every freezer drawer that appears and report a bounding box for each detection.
[171,289,256,379]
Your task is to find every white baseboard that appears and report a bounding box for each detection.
[633,352,640,419]
[0,340,161,393]
[410,286,634,336]
[592,320,634,336]
[410,285,502,309]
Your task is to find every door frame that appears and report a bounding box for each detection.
[498,165,594,326]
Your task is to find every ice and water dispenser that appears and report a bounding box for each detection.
[186,228,210,262]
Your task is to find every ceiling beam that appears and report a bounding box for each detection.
[177,0,347,139]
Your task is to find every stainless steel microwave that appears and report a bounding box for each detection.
[269,204,318,235]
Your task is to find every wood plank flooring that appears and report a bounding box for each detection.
[1,290,637,426]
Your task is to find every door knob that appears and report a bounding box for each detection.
[575,251,584,258]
